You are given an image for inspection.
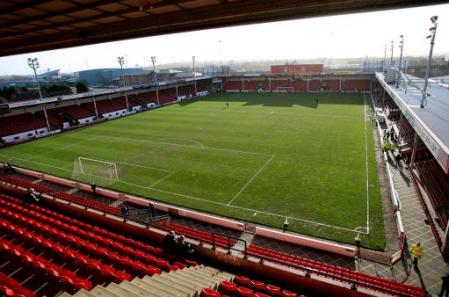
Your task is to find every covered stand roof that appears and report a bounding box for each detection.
[376,72,449,174]
[0,0,447,57]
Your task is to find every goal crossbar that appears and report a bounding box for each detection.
[76,157,119,182]
[275,87,294,93]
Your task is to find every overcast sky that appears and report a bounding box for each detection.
[1,3,448,76]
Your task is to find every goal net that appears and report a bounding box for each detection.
[275,87,294,93]
[72,157,119,185]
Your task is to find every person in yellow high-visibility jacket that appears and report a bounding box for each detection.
[410,242,423,270]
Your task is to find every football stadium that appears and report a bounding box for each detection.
[0,1,448,297]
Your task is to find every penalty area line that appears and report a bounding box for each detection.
[226,154,275,206]
[0,153,368,235]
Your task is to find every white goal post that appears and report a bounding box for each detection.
[74,157,119,184]
[275,87,294,93]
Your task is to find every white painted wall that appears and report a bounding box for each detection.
[78,116,96,125]
[1,127,49,143]
[102,109,128,119]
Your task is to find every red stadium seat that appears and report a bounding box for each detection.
[201,288,221,297]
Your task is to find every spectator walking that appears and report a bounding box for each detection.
[410,242,424,270]
[121,202,129,216]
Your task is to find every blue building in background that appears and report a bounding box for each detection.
[78,68,147,86]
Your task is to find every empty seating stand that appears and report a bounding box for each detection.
[208,275,304,297]
[0,113,47,138]
[415,159,449,229]
[64,265,233,297]
[158,88,177,105]
[0,189,201,296]
[63,105,95,120]
[0,175,121,216]
[0,271,35,297]
[247,245,424,297]
[158,222,236,248]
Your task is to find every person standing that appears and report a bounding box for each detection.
[440,274,449,297]
[91,182,97,194]
[410,242,424,270]
[148,202,155,219]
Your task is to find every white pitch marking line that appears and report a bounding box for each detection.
[159,137,205,149]
[364,94,370,234]
[82,155,170,173]
[0,154,73,171]
[95,135,271,157]
[149,171,175,187]
[227,155,275,206]
[0,154,368,235]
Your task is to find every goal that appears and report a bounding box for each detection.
[73,157,119,185]
[275,87,294,93]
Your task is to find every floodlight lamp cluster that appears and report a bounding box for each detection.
[27,57,39,70]
[117,56,124,67]
[427,16,438,39]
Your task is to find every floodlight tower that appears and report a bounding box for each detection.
[218,40,223,74]
[389,40,394,67]
[383,44,387,71]
[27,58,50,131]
[396,35,404,88]
[192,56,197,95]
[421,16,438,108]
[151,56,160,106]
[117,56,130,111]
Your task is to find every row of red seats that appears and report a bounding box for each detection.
[225,276,301,297]
[247,245,424,297]
[245,81,267,91]
[0,190,165,259]
[0,195,166,265]
[135,92,158,104]
[224,81,242,91]
[35,109,66,130]
[81,100,126,116]
[0,190,198,289]
[62,105,95,120]
[415,159,449,229]
[0,200,164,276]
[0,271,35,297]
[0,205,162,278]
[159,222,236,248]
[0,175,120,215]
[0,216,131,283]
[201,277,302,297]
[178,85,196,96]
[343,80,371,91]
[0,113,47,137]
[158,89,177,105]
[0,237,92,291]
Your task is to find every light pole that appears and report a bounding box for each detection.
[192,56,197,95]
[389,40,394,67]
[383,44,387,71]
[27,58,50,131]
[421,16,438,108]
[151,56,160,106]
[396,35,404,88]
[218,40,223,74]
[117,56,130,111]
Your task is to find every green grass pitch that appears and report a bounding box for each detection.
[0,93,385,249]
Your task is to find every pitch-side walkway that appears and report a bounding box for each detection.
[360,162,448,295]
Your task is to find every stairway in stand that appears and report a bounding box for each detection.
[61,265,234,297]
